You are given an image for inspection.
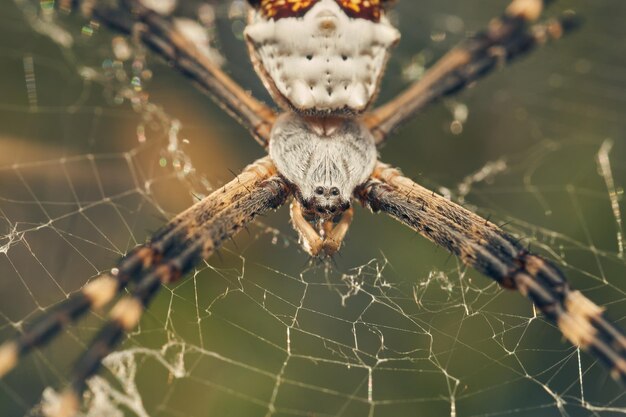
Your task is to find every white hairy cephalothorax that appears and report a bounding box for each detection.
[245,0,400,113]
[269,113,377,215]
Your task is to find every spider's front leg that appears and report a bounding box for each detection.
[364,0,581,144]
[83,0,278,146]
[290,200,354,257]
[357,162,626,383]
[0,157,291,417]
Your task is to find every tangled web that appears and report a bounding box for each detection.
[1,1,626,416]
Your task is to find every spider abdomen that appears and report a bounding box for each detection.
[245,0,399,113]
[269,113,377,215]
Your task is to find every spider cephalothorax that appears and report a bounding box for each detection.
[245,0,400,114]
[269,113,377,216]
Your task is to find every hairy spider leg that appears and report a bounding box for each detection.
[52,244,203,417]
[0,223,193,379]
[0,158,289,379]
[358,163,626,383]
[46,158,290,417]
[92,0,277,146]
[364,0,581,144]
[1,159,290,417]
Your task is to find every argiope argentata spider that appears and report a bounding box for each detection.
[1,0,625,416]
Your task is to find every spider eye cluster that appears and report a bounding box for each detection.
[314,186,341,196]
[247,0,392,22]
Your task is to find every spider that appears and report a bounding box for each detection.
[0,0,625,416]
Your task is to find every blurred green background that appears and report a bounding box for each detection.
[1,1,626,416]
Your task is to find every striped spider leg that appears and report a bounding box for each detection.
[363,0,581,144]
[91,0,278,146]
[353,0,626,386]
[354,0,626,385]
[0,158,291,416]
[357,162,626,382]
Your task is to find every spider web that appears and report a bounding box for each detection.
[1,1,625,416]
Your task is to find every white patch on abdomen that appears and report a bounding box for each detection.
[245,0,399,113]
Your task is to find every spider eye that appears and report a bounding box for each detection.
[250,0,318,20]
[330,187,340,196]
[315,186,325,195]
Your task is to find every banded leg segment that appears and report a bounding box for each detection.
[0,244,170,379]
[46,158,289,417]
[357,162,626,382]
[86,0,276,146]
[364,0,580,144]
[0,156,280,378]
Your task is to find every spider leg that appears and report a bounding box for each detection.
[0,215,202,378]
[0,251,141,379]
[357,162,626,383]
[0,156,288,379]
[364,0,581,145]
[290,200,325,256]
[0,157,290,416]
[322,207,354,256]
[78,0,277,146]
[290,201,354,257]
